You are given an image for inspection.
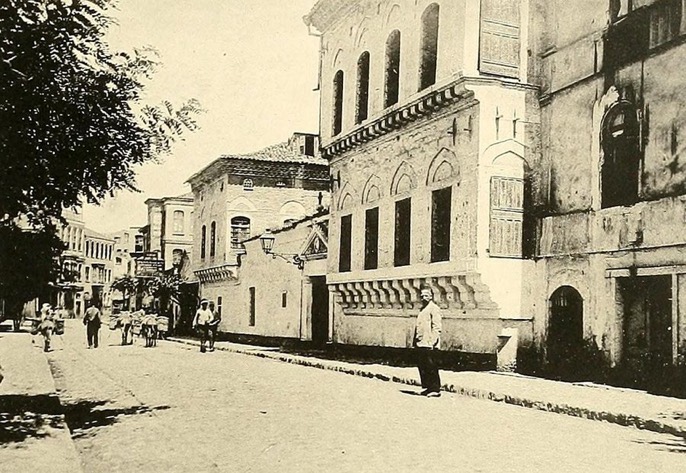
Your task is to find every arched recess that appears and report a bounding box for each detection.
[337,182,358,211]
[384,3,402,27]
[279,201,307,220]
[332,48,344,70]
[390,161,418,195]
[228,196,258,213]
[426,148,459,185]
[362,175,382,204]
[485,143,530,258]
[354,18,371,48]
[547,286,585,379]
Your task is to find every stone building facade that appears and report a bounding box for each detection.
[144,193,194,271]
[305,0,539,354]
[212,214,330,343]
[83,230,114,309]
[530,0,686,379]
[186,133,330,316]
[54,208,87,317]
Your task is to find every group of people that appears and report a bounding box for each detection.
[192,299,221,353]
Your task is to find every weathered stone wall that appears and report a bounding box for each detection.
[203,223,312,339]
[192,178,324,271]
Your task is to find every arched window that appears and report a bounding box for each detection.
[173,210,185,234]
[356,52,370,124]
[231,217,251,250]
[419,4,440,91]
[201,225,207,259]
[601,103,640,208]
[210,221,217,257]
[332,70,344,136]
[385,30,401,108]
[242,179,254,191]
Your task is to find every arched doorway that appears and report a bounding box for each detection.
[548,286,584,379]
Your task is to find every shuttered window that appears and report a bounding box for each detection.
[394,198,411,267]
[339,214,352,272]
[431,187,451,263]
[332,70,344,136]
[479,0,521,78]
[649,0,682,49]
[364,207,379,270]
[489,177,524,257]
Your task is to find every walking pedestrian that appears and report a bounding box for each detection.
[83,303,102,349]
[192,299,213,353]
[413,285,442,397]
[38,303,56,352]
[208,301,222,352]
[120,311,132,346]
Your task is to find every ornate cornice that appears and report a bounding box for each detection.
[322,80,475,159]
[194,263,239,284]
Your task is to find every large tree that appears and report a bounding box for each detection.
[0,224,64,324]
[0,0,202,226]
[0,0,201,313]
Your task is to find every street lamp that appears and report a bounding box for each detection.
[259,230,304,270]
[259,229,275,254]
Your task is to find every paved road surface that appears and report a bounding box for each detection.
[44,320,686,472]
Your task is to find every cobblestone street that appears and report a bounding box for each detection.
[22,321,680,472]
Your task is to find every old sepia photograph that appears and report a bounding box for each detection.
[2,0,686,471]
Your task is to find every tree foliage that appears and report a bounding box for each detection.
[0,0,203,226]
[0,224,64,314]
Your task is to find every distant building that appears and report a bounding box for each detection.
[83,229,115,309]
[183,133,329,331]
[110,226,146,281]
[215,213,330,343]
[54,208,87,317]
[144,193,194,272]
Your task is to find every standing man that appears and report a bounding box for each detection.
[192,299,213,353]
[413,285,442,397]
[83,303,102,349]
[207,301,222,352]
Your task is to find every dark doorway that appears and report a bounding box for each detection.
[311,277,329,345]
[548,286,584,379]
[176,282,198,335]
[620,276,673,384]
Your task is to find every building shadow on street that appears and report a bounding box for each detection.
[62,399,170,438]
[214,333,495,372]
[0,394,64,445]
[633,437,686,454]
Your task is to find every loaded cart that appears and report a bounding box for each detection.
[156,315,169,338]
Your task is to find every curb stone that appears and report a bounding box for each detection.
[167,337,686,438]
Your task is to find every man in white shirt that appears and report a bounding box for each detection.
[413,286,442,397]
[193,299,213,353]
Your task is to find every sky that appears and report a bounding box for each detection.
[83,0,321,233]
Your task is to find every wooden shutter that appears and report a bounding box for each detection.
[490,177,524,257]
[479,0,521,78]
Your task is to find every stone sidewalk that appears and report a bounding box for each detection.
[0,329,82,473]
[169,336,686,438]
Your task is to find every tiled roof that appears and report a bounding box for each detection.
[219,141,328,166]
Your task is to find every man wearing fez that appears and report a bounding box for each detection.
[413,285,443,397]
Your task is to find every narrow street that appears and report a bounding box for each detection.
[36,320,686,472]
